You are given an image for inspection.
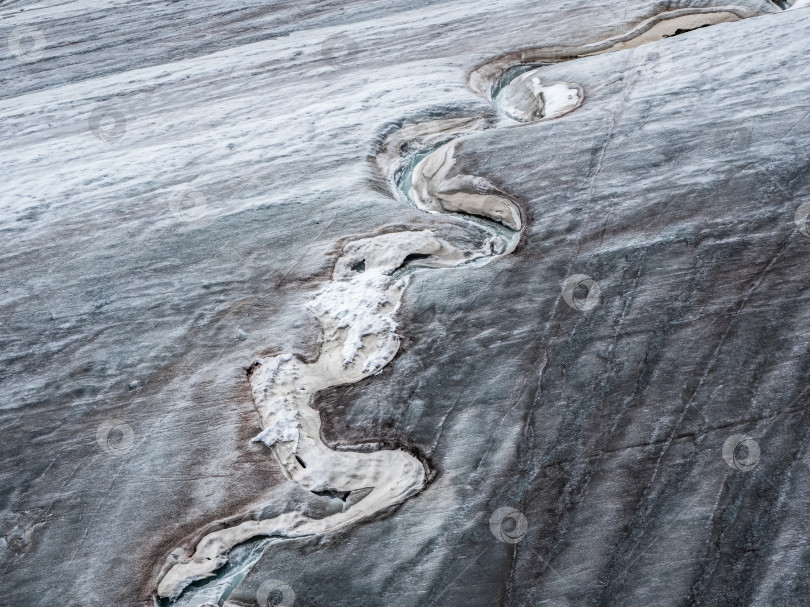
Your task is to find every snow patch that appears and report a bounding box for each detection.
[251,399,300,451]
[307,271,405,367]
[530,79,581,118]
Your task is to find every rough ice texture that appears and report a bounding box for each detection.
[5,1,810,607]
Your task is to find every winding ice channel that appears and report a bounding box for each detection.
[153,7,768,604]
